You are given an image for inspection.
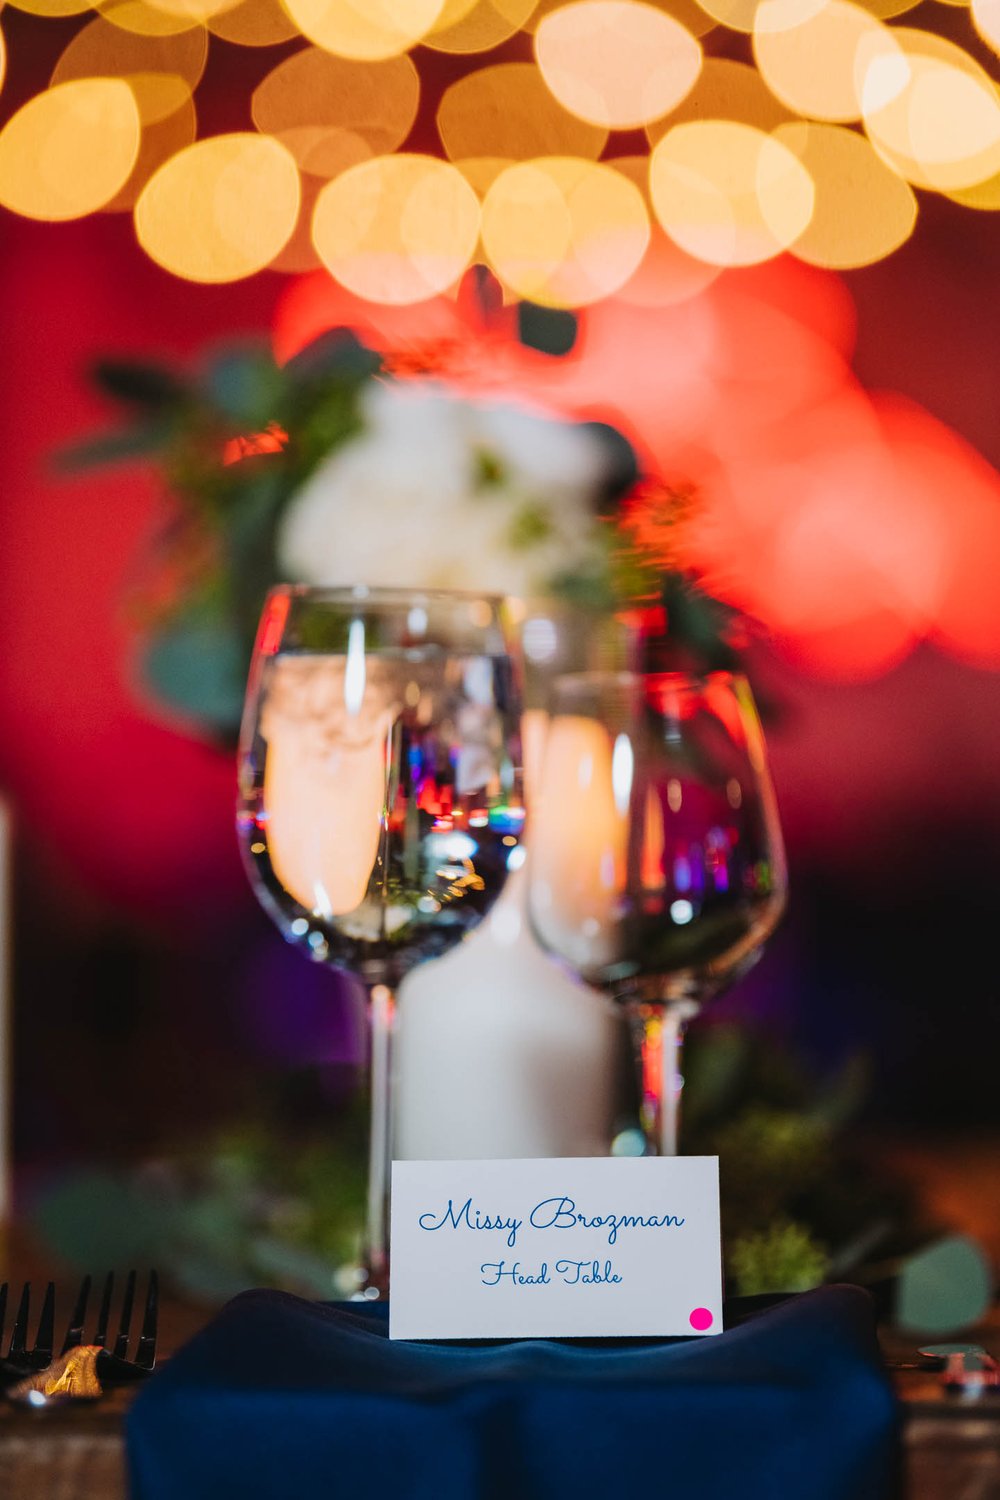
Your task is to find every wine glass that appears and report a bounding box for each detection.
[528,670,786,1157]
[237,585,525,1295]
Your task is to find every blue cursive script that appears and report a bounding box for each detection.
[529,1196,685,1245]
[419,1198,523,1248]
[480,1259,622,1287]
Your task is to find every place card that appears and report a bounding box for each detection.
[389,1155,722,1341]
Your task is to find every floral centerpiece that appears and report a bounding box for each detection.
[65,315,736,741]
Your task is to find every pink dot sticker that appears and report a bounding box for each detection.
[689,1308,714,1331]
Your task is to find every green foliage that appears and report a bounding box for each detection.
[682,1023,919,1296]
[64,322,741,739]
[729,1221,829,1296]
[61,333,382,739]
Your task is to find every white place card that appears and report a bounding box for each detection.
[389,1156,722,1341]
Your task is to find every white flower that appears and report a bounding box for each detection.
[276,379,613,598]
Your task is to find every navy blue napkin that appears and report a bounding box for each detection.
[127,1285,898,1500]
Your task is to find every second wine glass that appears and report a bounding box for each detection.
[237,585,525,1294]
[528,670,786,1157]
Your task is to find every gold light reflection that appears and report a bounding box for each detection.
[51,18,207,121]
[753,0,889,121]
[530,0,716,31]
[610,154,721,302]
[454,155,514,195]
[775,120,916,265]
[311,153,481,304]
[253,49,419,160]
[103,92,197,209]
[481,156,650,306]
[209,0,299,44]
[972,0,1000,56]
[99,0,204,35]
[425,0,538,53]
[646,58,793,143]
[946,171,1000,210]
[649,120,814,265]
[860,28,1000,191]
[438,62,608,162]
[0,79,141,219]
[142,0,239,25]
[0,24,5,96]
[535,0,702,130]
[136,132,300,280]
[281,0,444,60]
[6,0,93,16]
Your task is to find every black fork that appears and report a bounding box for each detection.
[0,1282,56,1382]
[62,1270,159,1378]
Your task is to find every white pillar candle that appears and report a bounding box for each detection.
[394,865,619,1160]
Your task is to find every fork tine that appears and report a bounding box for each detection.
[61,1274,92,1355]
[33,1282,55,1363]
[94,1273,114,1350]
[134,1271,159,1371]
[8,1285,30,1357]
[113,1270,136,1361]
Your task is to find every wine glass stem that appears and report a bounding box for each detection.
[365,982,395,1295]
[629,1004,689,1156]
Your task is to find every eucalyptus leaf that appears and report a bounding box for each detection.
[517,302,578,357]
[54,422,173,472]
[203,347,286,428]
[895,1234,994,1334]
[142,618,247,737]
[91,358,188,409]
[31,1171,173,1269]
[285,328,382,387]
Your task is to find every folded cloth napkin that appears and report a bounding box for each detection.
[127,1285,898,1500]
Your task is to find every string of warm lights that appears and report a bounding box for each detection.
[1,0,999,298]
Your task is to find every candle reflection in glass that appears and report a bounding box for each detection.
[529,671,787,1157]
[238,586,524,1294]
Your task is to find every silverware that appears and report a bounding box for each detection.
[4,1271,158,1406]
[0,1281,55,1384]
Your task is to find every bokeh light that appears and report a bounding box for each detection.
[481,155,650,305]
[6,0,93,16]
[98,0,206,35]
[424,0,538,53]
[860,28,1000,192]
[0,78,141,220]
[438,62,608,162]
[649,120,814,266]
[646,58,793,144]
[135,132,300,280]
[103,93,198,211]
[775,121,916,266]
[253,49,419,173]
[972,0,1000,57]
[51,17,207,122]
[610,155,722,304]
[281,0,444,60]
[311,153,481,304]
[209,0,300,44]
[753,0,889,121]
[534,0,702,129]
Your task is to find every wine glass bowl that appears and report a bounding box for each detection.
[528,670,786,1155]
[237,585,525,1289]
